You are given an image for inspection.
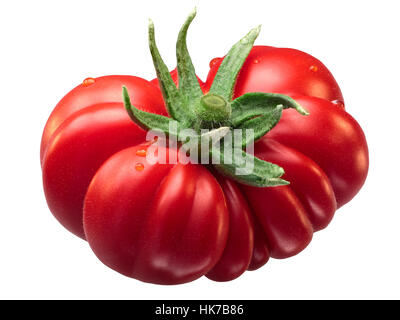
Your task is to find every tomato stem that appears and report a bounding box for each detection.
[195,94,232,128]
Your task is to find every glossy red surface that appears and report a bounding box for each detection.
[41,45,368,283]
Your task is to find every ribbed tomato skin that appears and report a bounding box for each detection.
[41,45,368,284]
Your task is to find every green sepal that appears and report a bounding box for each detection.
[176,8,203,115]
[229,92,308,146]
[123,86,182,136]
[148,19,191,123]
[209,25,261,102]
[230,92,308,127]
[235,105,283,147]
[211,145,289,187]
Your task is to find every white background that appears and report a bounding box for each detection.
[0,0,399,299]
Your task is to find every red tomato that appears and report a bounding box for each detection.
[41,45,368,284]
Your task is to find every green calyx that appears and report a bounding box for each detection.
[123,8,309,187]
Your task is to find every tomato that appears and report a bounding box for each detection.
[41,16,368,284]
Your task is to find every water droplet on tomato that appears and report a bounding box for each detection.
[136,149,147,157]
[82,77,95,87]
[309,65,318,72]
[135,163,144,171]
[253,59,260,64]
[209,57,221,68]
[331,100,345,108]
